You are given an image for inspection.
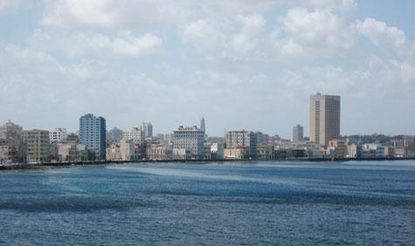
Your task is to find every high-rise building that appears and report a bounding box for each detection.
[49,128,67,143]
[172,125,205,159]
[23,129,50,163]
[79,113,106,160]
[292,124,304,142]
[107,127,123,143]
[0,120,23,140]
[225,130,257,159]
[141,122,153,138]
[309,93,340,146]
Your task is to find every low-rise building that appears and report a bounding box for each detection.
[224,148,246,160]
[327,139,347,159]
[49,128,67,143]
[23,129,50,163]
[210,142,224,160]
[147,144,173,160]
[225,130,257,159]
[106,143,122,161]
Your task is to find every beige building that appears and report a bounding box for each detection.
[106,144,122,161]
[224,148,246,160]
[327,139,347,159]
[23,130,50,163]
[147,144,173,160]
[310,93,340,146]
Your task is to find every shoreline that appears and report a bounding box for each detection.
[1,157,415,171]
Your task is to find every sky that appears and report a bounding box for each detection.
[0,0,414,138]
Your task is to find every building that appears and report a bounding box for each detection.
[172,125,205,159]
[123,127,144,142]
[210,142,224,160]
[256,132,270,146]
[0,139,20,163]
[49,128,67,143]
[310,93,341,146]
[141,122,153,138]
[292,124,304,142]
[223,148,246,160]
[0,120,23,140]
[23,129,50,163]
[79,113,106,160]
[362,143,385,158]
[327,139,347,159]
[146,144,173,160]
[107,127,123,143]
[225,130,257,159]
[55,142,88,162]
[200,117,206,133]
[106,143,122,161]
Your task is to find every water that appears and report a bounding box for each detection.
[1,161,415,245]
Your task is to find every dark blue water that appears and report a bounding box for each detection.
[1,161,415,245]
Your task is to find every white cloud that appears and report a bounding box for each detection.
[41,0,192,28]
[229,14,267,58]
[32,29,162,57]
[182,13,269,62]
[281,8,354,50]
[355,18,407,48]
[41,0,357,29]
[279,39,304,57]
[182,19,224,52]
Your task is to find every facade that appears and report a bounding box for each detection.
[146,144,173,160]
[225,130,257,159]
[327,139,347,159]
[106,143,122,161]
[0,139,20,163]
[123,127,144,142]
[79,113,106,160]
[49,128,67,143]
[172,126,205,159]
[292,124,304,142]
[142,122,153,138]
[210,142,224,160]
[362,143,385,158]
[223,148,246,160]
[310,93,341,146]
[256,132,270,146]
[23,129,50,163]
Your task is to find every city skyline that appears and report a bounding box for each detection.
[0,1,415,137]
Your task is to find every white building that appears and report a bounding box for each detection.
[173,125,205,159]
[49,128,67,143]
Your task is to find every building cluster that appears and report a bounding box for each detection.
[1,94,415,164]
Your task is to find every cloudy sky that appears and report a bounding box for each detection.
[0,0,414,137]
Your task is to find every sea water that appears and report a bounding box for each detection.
[0,161,414,245]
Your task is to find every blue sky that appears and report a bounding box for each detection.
[0,0,414,138]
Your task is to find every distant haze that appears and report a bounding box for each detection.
[0,0,414,137]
